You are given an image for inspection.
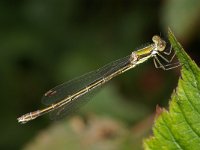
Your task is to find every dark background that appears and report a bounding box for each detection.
[0,0,200,150]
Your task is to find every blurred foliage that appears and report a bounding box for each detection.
[22,115,154,150]
[161,0,200,41]
[23,116,129,150]
[0,0,199,150]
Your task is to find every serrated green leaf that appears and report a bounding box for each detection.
[144,29,200,150]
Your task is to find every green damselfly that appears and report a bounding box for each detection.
[17,35,179,124]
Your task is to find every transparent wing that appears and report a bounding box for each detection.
[42,55,131,106]
[49,86,98,120]
[42,55,131,120]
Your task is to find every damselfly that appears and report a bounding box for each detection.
[17,35,179,124]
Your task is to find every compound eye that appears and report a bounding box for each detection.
[152,35,160,44]
[158,42,166,51]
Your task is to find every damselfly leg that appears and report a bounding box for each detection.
[153,45,181,70]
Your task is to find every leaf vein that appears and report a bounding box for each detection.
[162,116,184,150]
[177,95,200,139]
[177,86,200,137]
[182,81,200,116]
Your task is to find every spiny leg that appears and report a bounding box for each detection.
[163,62,180,67]
[164,45,172,55]
[164,64,182,70]
[163,62,182,70]
[153,56,166,70]
[161,45,177,62]
[153,56,181,70]
[153,57,160,69]
[155,60,180,67]
[157,51,176,63]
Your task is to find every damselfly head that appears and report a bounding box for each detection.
[152,35,166,52]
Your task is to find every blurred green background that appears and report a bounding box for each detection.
[1,0,200,150]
